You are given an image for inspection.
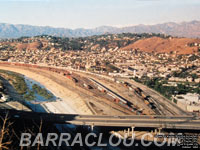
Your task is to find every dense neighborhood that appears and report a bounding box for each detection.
[0,33,200,112]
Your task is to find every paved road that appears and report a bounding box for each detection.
[1,109,199,130]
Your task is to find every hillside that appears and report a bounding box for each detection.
[122,37,200,54]
[0,20,200,38]
[1,34,200,55]
[0,33,161,52]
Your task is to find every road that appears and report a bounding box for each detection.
[1,109,200,130]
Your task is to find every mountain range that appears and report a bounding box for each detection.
[0,20,200,38]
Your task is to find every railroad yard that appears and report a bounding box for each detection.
[0,62,187,116]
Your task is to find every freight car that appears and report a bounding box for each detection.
[144,100,150,105]
[66,75,71,79]
[134,87,143,96]
[113,98,119,103]
[124,82,131,87]
[107,92,127,105]
[87,85,93,89]
[141,92,148,99]
[83,83,93,89]
[0,62,11,65]
[72,77,78,83]
[0,62,73,78]
[97,86,106,93]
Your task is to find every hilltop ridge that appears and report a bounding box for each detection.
[122,37,200,54]
[1,33,200,55]
[0,20,200,38]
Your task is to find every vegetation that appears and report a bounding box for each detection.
[188,54,199,61]
[32,84,53,99]
[0,45,15,51]
[104,62,120,72]
[44,33,170,51]
[132,77,200,100]
[1,33,173,52]
[131,77,142,83]
[0,113,59,150]
[0,70,53,101]
[0,70,27,95]
[172,71,190,78]
[12,75,27,95]
[23,89,35,101]
[172,65,198,80]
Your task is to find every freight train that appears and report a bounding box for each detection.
[134,87,156,109]
[0,62,71,75]
[0,62,81,83]
[0,62,145,114]
[89,78,141,114]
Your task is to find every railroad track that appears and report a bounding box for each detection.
[148,96,176,115]
[121,78,188,115]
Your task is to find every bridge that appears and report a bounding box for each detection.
[0,109,200,131]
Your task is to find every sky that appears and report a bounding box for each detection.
[0,0,200,29]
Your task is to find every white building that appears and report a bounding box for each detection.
[173,93,200,112]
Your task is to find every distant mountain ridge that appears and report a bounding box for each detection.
[0,20,200,38]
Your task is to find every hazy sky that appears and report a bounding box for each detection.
[0,0,200,29]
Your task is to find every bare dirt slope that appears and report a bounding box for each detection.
[122,37,200,54]
[16,41,44,51]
